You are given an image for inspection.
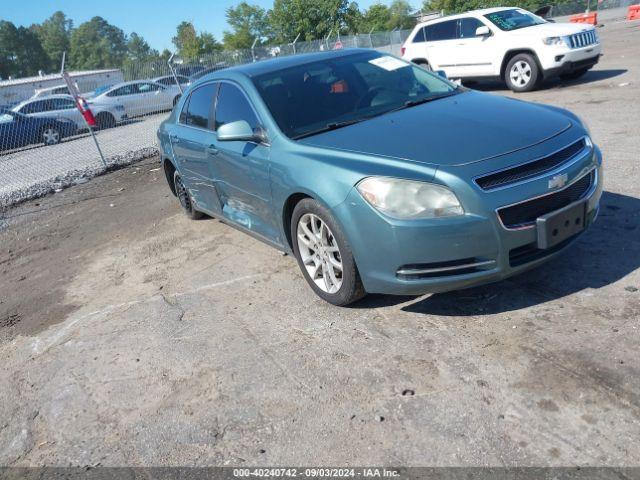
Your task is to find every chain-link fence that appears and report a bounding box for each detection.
[0,28,413,208]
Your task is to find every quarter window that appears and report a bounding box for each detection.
[459,18,487,38]
[181,83,217,129]
[412,27,426,43]
[214,83,259,131]
[425,20,457,41]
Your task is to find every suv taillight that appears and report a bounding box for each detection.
[401,46,406,56]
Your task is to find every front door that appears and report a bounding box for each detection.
[210,82,279,242]
[455,18,496,77]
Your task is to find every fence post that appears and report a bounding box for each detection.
[369,28,374,48]
[325,28,333,50]
[251,37,259,62]
[290,33,301,55]
[167,53,184,95]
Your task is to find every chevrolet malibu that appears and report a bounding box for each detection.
[157,49,603,306]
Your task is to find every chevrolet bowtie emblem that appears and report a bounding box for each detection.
[549,173,569,189]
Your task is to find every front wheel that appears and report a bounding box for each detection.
[42,126,61,146]
[504,54,540,92]
[291,199,365,306]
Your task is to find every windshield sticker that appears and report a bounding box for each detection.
[369,56,408,71]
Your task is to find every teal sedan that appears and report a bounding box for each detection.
[157,49,602,306]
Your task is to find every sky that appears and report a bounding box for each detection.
[0,0,399,52]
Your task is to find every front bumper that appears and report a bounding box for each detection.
[539,42,602,77]
[334,146,603,296]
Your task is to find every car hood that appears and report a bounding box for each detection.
[297,91,573,167]
[511,22,595,37]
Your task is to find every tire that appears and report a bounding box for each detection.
[413,60,432,71]
[560,67,590,81]
[291,198,366,306]
[41,126,61,146]
[95,112,116,130]
[504,53,540,92]
[173,171,204,220]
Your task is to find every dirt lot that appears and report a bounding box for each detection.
[1,19,639,467]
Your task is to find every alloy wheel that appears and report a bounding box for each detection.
[296,213,343,294]
[510,61,532,87]
[42,128,60,145]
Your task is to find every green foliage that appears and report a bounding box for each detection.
[223,2,270,50]
[32,11,72,71]
[173,21,221,59]
[69,17,127,69]
[269,0,357,42]
[359,0,415,31]
[0,21,49,78]
[422,0,547,14]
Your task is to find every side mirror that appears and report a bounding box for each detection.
[475,25,491,37]
[435,70,448,80]
[217,120,266,143]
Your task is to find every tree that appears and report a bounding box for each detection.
[268,0,355,42]
[172,22,221,59]
[69,17,127,69]
[126,32,158,62]
[223,2,270,50]
[359,3,392,31]
[0,21,49,78]
[32,11,72,71]
[387,0,415,29]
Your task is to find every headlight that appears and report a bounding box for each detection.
[356,177,464,219]
[542,36,565,46]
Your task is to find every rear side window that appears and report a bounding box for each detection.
[214,83,259,131]
[459,18,486,38]
[412,27,426,43]
[181,83,217,129]
[425,20,457,41]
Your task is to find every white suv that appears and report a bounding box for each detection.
[402,7,601,92]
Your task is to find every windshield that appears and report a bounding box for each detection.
[484,9,546,31]
[252,51,458,139]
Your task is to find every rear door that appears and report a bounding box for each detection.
[169,82,222,213]
[424,19,460,76]
[211,82,278,241]
[454,17,496,77]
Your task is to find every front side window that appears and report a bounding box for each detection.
[425,20,457,41]
[485,9,546,31]
[52,98,76,110]
[181,83,217,129]
[459,18,487,38]
[214,83,259,132]
[139,83,160,93]
[253,51,458,139]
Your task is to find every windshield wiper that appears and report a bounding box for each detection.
[403,90,460,108]
[292,118,367,140]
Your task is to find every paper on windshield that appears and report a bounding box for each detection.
[368,56,408,71]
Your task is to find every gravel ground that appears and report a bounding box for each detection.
[0,19,638,468]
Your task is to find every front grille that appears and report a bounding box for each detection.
[475,139,586,190]
[498,172,593,229]
[568,30,598,49]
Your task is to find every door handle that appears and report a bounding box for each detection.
[206,144,219,155]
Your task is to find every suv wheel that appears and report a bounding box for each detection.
[504,54,540,92]
[291,199,366,306]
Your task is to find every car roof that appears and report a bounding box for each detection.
[201,48,373,80]
[416,7,517,25]
[14,94,74,108]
